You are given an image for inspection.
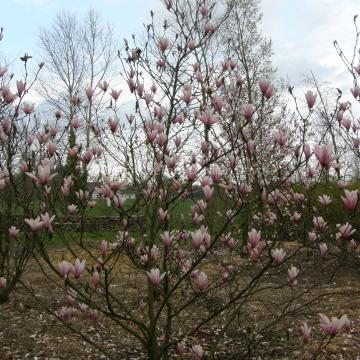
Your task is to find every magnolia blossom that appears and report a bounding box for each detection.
[313,216,327,231]
[23,102,35,114]
[16,80,25,96]
[191,229,205,250]
[259,78,270,94]
[100,240,107,257]
[288,266,299,285]
[57,261,71,279]
[58,307,74,321]
[90,271,100,287]
[192,344,204,359]
[200,111,217,126]
[314,145,334,169]
[161,231,173,246]
[196,272,208,290]
[67,204,78,215]
[73,258,86,279]
[305,90,317,109]
[300,322,311,342]
[308,232,317,242]
[25,217,44,232]
[158,37,169,52]
[319,243,328,258]
[341,190,358,210]
[202,185,214,201]
[318,195,332,206]
[110,89,122,100]
[147,268,166,286]
[241,104,254,119]
[271,248,286,265]
[0,277,6,288]
[40,212,55,233]
[26,160,56,185]
[8,226,19,237]
[248,228,261,248]
[319,314,350,335]
[85,87,94,99]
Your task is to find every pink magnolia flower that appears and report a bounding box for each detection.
[209,167,222,182]
[314,145,334,169]
[196,272,208,290]
[57,261,72,279]
[81,150,93,164]
[108,117,119,133]
[202,185,214,201]
[204,22,216,34]
[73,258,86,279]
[318,195,332,206]
[85,87,94,99]
[259,78,270,94]
[100,240,107,257]
[187,40,196,51]
[147,268,166,286]
[8,226,19,237]
[26,160,56,185]
[158,37,169,52]
[287,266,299,285]
[70,116,81,129]
[271,248,286,265]
[319,314,350,335]
[305,90,317,109]
[0,277,6,288]
[192,344,204,359]
[319,243,328,258]
[23,102,35,115]
[25,217,44,232]
[161,231,173,246]
[200,111,217,127]
[90,271,100,287]
[308,232,317,242]
[40,212,55,233]
[191,229,204,250]
[341,190,358,210]
[350,239,358,252]
[185,165,197,181]
[336,222,356,239]
[313,216,327,230]
[303,143,311,160]
[16,80,25,96]
[67,204,78,215]
[199,4,208,16]
[98,81,109,92]
[159,208,169,222]
[47,142,56,157]
[58,307,74,321]
[241,104,254,119]
[110,89,122,100]
[248,228,261,248]
[300,322,311,342]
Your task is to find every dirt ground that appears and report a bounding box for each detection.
[1,246,360,360]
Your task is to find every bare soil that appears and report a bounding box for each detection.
[1,246,360,360]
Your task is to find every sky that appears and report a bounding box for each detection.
[0,0,359,95]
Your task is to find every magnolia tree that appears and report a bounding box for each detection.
[1,2,360,359]
[0,30,47,303]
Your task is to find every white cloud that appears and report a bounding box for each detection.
[261,0,359,91]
